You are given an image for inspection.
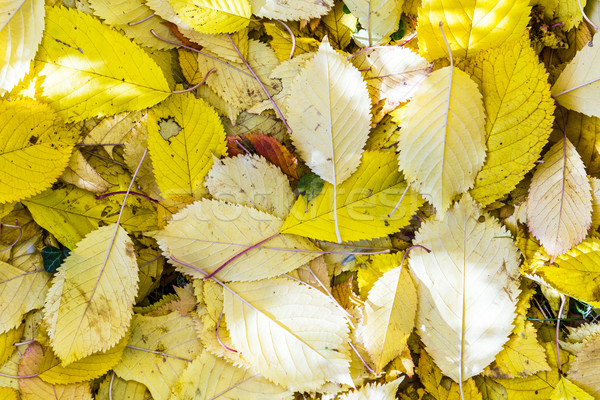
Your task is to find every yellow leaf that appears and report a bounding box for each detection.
[0,324,24,365]
[176,28,249,63]
[357,252,404,299]
[224,277,353,391]
[166,0,250,33]
[34,6,170,122]
[473,375,509,400]
[154,199,320,281]
[0,98,76,204]
[96,374,151,400]
[170,350,293,400]
[496,342,570,400]
[338,377,404,400]
[562,323,600,354]
[322,1,357,50]
[147,93,226,199]
[81,111,146,159]
[467,35,554,206]
[0,387,18,400]
[88,0,179,50]
[564,111,600,176]
[532,237,600,306]
[556,0,587,30]
[418,350,483,400]
[551,376,594,400]
[0,0,44,93]
[32,331,129,385]
[282,151,423,242]
[344,0,403,46]
[288,38,371,189]
[43,224,138,365]
[113,311,202,400]
[197,40,282,111]
[526,138,592,260]
[135,247,165,303]
[569,333,600,398]
[409,194,521,383]
[362,263,417,372]
[264,22,320,61]
[223,111,287,140]
[249,0,333,19]
[205,154,294,219]
[0,350,20,390]
[397,67,486,217]
[18,342,93,400]
[24,186,158,249]
[0,259,51,333]
[552,32,600,118]
[416,0,531,60]
[351,46,430,114]
[60,150,113,193]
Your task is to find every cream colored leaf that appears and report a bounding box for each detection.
[338,377,403,400]
[565,111,600,176]
[527,138,592,260]
[170,350,292,400]
[60,150,113,193]
[178,28,249,63]
[409,194,521,383]
[569,333,600,398]
[224,278,353,391]
[398,67,486,217]
[43,224,138,365]
[0,0,44,93]
[344,0,403,46]
[88,0,178,50]
[82,111,146,159]
[351,46,430,113]
[552,32,600,118]
[154,199,320,282]
[0,259,51,334]
[362,263,417,372]
[96,375,151,400]
[249,0,333,19]
[166,0,251,33]
[288,38,371,186]
[113,312,202,400]
[205,154,294,219]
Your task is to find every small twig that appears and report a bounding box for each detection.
[550,21,564,28]
[126,345,193,362]
[275,20,296,59]
[234,139,251,155]
[96,191,158,203]
[109,372,115,400]
[128,13,155,26]
[171,68,216,94]
[388,185,411,217]
[348,340,374,374]
[556,294,566,377]
[226,33,293,134]
[13,339,36,347]
[216,308,237,353]
[577,0,598,32]
[0,220,21,253]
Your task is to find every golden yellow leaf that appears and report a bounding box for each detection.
[569,333,600,398]
[170,350,293,400]
[564,111,600,176]
[551,376,594,400]
[351,46,430,114]
[24,186,158,249]
[344,0,403,46]
[556,0,587,30]
[34,6,170,122]
[178,27,249,63]
[249,0,333,19]
[473,375,509,400]
[147,93,226,199]
[43,224,138,365]
[224,277,353,391]
[0,324,23,366]
[165,0,251,34]
[357,252,404,299]
[113,311,202,400]
[417,0,531,60]
[322,1,357,50]
[154,199,320,281]
[362,262,416,372]
[409,195,521,383]
[527,137,592,260]
[418,350,483,400]
[467,35,554,206]
[282,151,423,242]
[552,32,600,118]
[0,350,20,390]
[205,154,294,219]
[88,0,178,50]
[338,377,404,400]
[0,0,44,93]
[264,22,320,61]
[0,387,18,400]
[288,38,371,190]
[0,98,76,204]
[397,67,486,217]
[96,374,151,400]
[18,342,93,400]
[135,246,164,303]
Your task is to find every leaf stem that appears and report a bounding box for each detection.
[577,0,598,32]
[96,191,158,203]
[171,68,216,94]
[275,19,296,59]
[128,13,155,26]
[217,308,238,353]
[556,294,566,377]
[0,220,21,253]
[348,340,374,374]
[388,185,410,217]
[225,33,293,134]
[125,345,193,362]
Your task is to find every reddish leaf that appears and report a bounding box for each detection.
[163,22,203,51]
[226,136,248,157]
[246,133,298,179]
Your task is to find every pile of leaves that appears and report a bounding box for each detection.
[1,0,600,398]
